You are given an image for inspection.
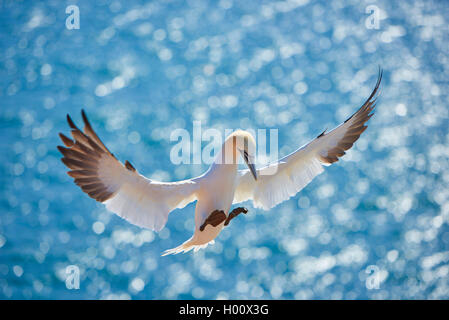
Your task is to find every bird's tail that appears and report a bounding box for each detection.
[161,237,214,256]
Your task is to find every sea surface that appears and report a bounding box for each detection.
[1,0,449,299]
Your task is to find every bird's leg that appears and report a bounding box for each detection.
[199,210,227,231]
[224,207,248,226]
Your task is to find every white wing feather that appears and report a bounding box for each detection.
[234,70,382,210]
[101,156,197,231]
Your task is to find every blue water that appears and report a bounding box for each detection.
[1,0,449,299]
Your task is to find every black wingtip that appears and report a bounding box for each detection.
[364,67,383,105]
[375,66,383,95]
[377,66,383,87]
[344,69,382,124]
[317,128,327,138]
[59,132,74,146]
[66,114,77,130]
[81,109,88,124]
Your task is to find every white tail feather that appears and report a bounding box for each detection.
[161,238,214,256]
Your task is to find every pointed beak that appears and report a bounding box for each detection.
[247,162,258,181]
[240,150,257,181]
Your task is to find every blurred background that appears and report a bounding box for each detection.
[1,0,448,299]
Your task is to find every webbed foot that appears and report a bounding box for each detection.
[224,207,248,226]
[199,210,226,231]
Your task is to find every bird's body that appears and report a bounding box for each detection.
[163,132,248,255]
[58,70,382,256]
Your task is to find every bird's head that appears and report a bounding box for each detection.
[225,130,257,181]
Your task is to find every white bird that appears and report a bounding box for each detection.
[58,70,382,256]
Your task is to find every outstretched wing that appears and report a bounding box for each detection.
[234,69,382,210]
[57,110,198,231]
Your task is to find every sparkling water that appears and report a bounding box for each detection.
[1,0,448,299]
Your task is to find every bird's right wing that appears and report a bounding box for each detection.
[234,70,382,210]
[58,111,198,231]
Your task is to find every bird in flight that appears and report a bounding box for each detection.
[58,70,382,256]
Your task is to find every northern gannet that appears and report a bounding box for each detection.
[58,70,382,255]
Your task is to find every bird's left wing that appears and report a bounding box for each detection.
[234,70,382,210]
[58,111,198,231]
